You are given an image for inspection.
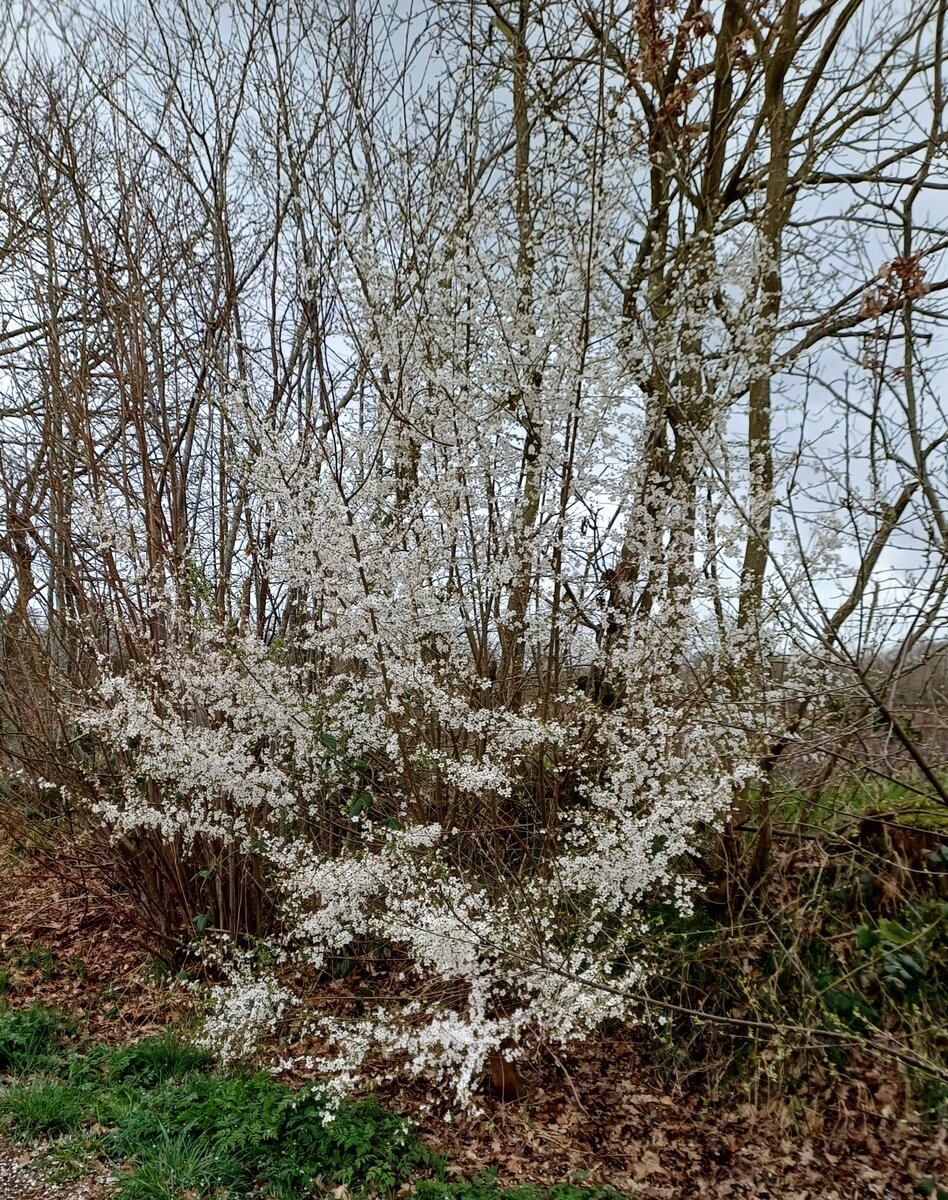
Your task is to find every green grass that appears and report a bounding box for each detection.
[0,1076,87,1139]
[0,1003,71,1073]
[0,1009,632,1200]
[105,1031,214,1087]
[92,1069,425,1198]
[12,940,56,978]
[115,1129,245,1200]
[413,1175,627,1200]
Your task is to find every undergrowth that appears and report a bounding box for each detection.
[413,1176,627,1200]
[0,1004,73,1074]
[0,1007,633,1200]
[645,778,948,1116]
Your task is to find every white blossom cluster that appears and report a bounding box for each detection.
[72,7,796,1107]
[198,954,296,1066]
[76,214,782,1104]
[82,589,768,1108]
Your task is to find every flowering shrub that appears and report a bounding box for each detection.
[1,0,944,1116]
[84,579,762,1106]
[70,0,782,1095]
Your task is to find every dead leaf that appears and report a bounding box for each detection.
[632,1149,663,1181]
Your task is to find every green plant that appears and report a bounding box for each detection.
[39,1131,109,1182]
[141,957,171,984]
[258,1089,426,1195]
[0,1077,86,1139]
[855,915,933,999]
[12,941,56,978]
[644,788,948,1110]
[916,1180,948,1200]
[101,1067,427,1199]
[116,1127,243,1200]
[413,1172,630,1200]
[107,1033,213,1088]
[0,1018,637,1199]
[0,1004,70,1073]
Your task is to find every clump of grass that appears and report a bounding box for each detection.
[115,1128,244,1200]
[40,1130,110,1182]
[413,1174,629,1200]
[0,1004,71,1074]
[0,1076,87,1139]
[12,940,56,978]
[106,1031,213,1087]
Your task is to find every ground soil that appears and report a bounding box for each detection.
[0,838,944,1199]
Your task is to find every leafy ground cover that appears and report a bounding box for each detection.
[0,1006,629,1200]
